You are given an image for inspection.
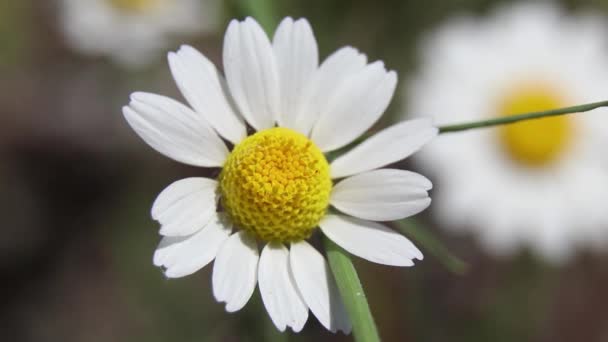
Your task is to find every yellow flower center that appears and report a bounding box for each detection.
[219,127,332,243]
[108,0,161,12]
[496,83,575,167]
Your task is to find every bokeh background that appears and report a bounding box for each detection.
[3,0,608,341]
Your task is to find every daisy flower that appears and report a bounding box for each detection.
[407,2,608,262]
[123,17,437,332]
[59,0,220,66]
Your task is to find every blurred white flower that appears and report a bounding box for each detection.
[123,17,436,332]
[59,0,220,66]
[407,2,608,262]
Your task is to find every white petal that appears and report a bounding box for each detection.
[294,47,367,136]
[289,241,351,333]
[311,61,397,152]
[151,177,218,236]
[258,243,308,332]
[223,17,280,130]
[123,92,229,167]
[272,17,318,130]
[212,231,259,312]
[168,45,247,144]
[330,118,438,178]
[331,169,432,221]
[319,214,423,266]
[153,213,231,278]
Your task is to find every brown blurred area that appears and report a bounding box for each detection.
[2,1,608,341]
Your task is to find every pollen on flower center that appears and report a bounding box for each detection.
[108,0,161,12]
[219,127,332,242]
[496,82,575,167]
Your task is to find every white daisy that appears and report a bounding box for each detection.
[407,2,608,262]
[123,17,436,332]
[59,0,220,66]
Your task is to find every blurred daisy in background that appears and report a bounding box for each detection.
[59,0,220,67]
[407,2,608,262]
[123,17,436,332]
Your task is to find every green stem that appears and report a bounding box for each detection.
[438,100,608,134]
[395,219,468,275]
[324,236,381,342]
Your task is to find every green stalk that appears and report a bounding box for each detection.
[438,100,608,134]
[324,236,381,342]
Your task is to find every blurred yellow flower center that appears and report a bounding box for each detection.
[108,0,161,12]
[219,127,332,242]
[496,83,574,167]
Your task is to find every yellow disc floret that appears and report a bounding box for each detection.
[219,127,332,243]
[108,0,161,12]
[496,82,575,167]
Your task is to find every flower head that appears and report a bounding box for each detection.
[124,17,436,332]
[407,2,608,262]
[59,0,220,66]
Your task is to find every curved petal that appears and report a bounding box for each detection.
[123,92,229,167]
[258,243,308,332]
[311,61,397,152]
[212,231,259,312]
[151,177,218,236]
[272,17,318,130]
[294,47,367,136]
[289,241,351,333]
[153,213,231,278]
[319,214,423,266]
[331,169,432,221]
[168,45,246,144]
[331,118,438,178]
[223,17,280,131]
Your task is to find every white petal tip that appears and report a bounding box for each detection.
[121,106,131,117]
[295,17,310,24]
[280,16,294,24]
[129,91,143,100]
[224,302,245,313]
[426,181,434,191]
[290,324,304,333]
[273,323,287,333]
[163,269,187,278]
[158,226,183,236]
[152,255,163,267]
[417,197,433,215]
[410,247,424,262]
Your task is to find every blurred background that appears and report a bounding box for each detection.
[3,0,608,341]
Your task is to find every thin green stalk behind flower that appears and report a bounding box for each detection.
[324,237,381,342]
[395,219,468,274]
[438,100,608,133]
